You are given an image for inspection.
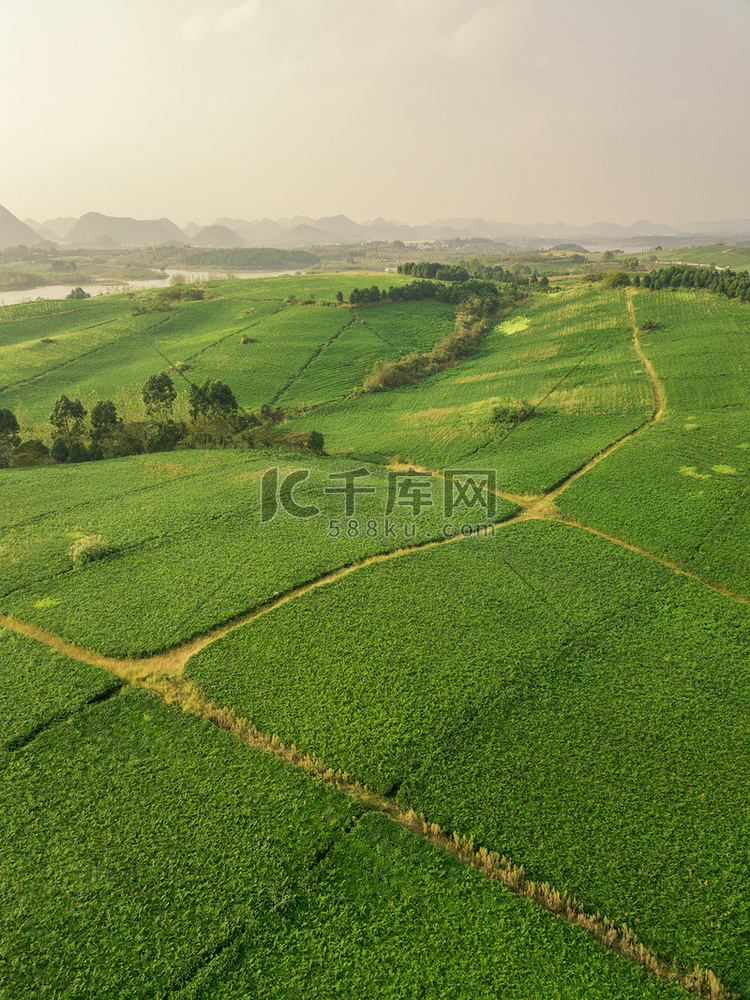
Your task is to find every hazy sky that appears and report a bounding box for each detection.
[3,0,749,227]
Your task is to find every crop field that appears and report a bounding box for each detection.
[0,680,684,1000]
[178,812,685,1000]
[187,518,750,992]
[0,628,121,750]
[557,288,750,597]
[0,686,359,999]
[0,450,508,655]
[0,273,422,428]
[657,245,750,269]
[290,287,653,491]
[3,271,750,997]
[359,298,458,354]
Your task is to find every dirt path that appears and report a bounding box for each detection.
[543,288,666,503]
[0,518,519,682]
[0,290,737,998]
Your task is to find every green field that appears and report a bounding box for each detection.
[656,244,750,269]
[0,273,426,428]
[289,287,653,491]
[2,271,750,997]
[185,518,750,986]
[557,288,750,598]
[0,449,508,656]
[0,628,121,749]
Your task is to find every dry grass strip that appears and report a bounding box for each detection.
[148,674,735,1000]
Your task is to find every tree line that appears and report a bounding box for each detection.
[360,279,517,392]
[0,374,324,470]
[640,264,750,304]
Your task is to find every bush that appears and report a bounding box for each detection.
[11,440,50,467]
[68,441,89,463]
[492,401,535,426]
[50,438,69,463]
[68,535,113,567]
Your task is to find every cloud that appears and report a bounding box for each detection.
[436,0,535,59]
[182,0,260,40]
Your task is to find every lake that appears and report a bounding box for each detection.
[0,269,300,307]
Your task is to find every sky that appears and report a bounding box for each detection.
[2,0,749,228]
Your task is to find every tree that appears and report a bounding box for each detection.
[142,373,176,421]
[0,408,20,468]
[188,378,238,422]
[50,437,69,463]
[66,287,91,299]
[0,408,20,445]
[91,399,119,432]
[49,394,87,444]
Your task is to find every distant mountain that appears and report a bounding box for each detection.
[0,205,47,248]
[190,225,247,249]
[682,218,750,234]
[36,217,77,241]
[215,217,287,245]
[14,206,750,250]
[276,224,345,247]
[24,219,62,242]
[65,212,187,248]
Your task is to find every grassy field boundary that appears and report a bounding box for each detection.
[0,309,181,396]
[543,287,666,500]
[270,313,357,406]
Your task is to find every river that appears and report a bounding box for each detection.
[0,269,300,307]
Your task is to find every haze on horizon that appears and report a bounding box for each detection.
[3,0,749,230]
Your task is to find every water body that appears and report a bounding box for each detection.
[0,269,299,307]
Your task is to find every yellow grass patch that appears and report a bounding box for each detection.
[455,370,506,384]
[232,469,264,485]
[397,406,460,425]
[496,315,530,336]
[33,598,61,609]
[143,459,193,479]
[712,464,738,475]
[683,423,699,431]
[680,466,711,480]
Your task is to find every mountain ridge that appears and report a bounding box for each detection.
[3,203,750,250]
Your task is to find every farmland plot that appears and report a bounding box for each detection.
[0,629,120,750]
[290,287,653,490]
[177,813,685,1000]
[558,289,750,597]
[0,450,509,655]
[187,518,750,995]
[0,688,358,999]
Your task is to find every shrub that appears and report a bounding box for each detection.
[50,438,69,463]
[68,535,113,567]
[492,400,535,426]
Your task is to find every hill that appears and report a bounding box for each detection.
[190,224,247,248]
[65,212,187,248]
[0,204,47,248]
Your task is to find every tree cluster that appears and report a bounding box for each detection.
[0,371,326,471]
[640,264,750,304]
[398,262,470,282]
[347,277,512,310]
[362,281,513,392]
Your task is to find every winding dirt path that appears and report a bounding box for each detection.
[0,518,519,682]
[543,288,665,503]
[0,290,739,998]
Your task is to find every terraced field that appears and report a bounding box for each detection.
[2,273,750,998]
